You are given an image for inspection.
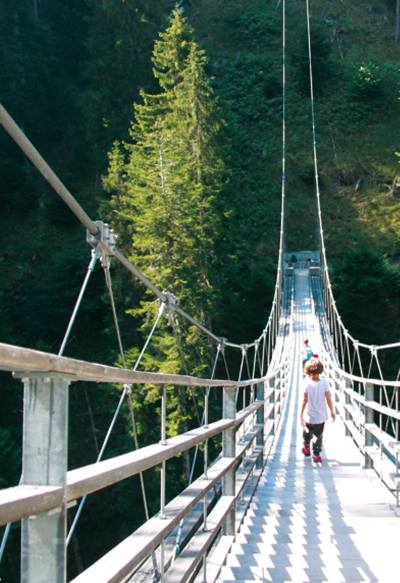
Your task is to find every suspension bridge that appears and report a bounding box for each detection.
[1,0,400,581]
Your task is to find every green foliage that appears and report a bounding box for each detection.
[82,0,172,169]
[222,2,281,48]
[104,9,227,472]
[291,23,334,96]
[343,61,400,121]
[1,1,400,580]
[332,247,400,346]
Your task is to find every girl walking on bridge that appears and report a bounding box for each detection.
[300,358,336,463]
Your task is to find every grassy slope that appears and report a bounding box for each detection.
[306,0,400,257]
[185,0,400,347]
[188,0,400,258]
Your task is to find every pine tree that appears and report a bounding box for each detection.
[104,8,227,456]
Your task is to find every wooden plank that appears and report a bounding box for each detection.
[235,402,262,427]
[329,360,400,388]
[365,400,400,421]
[195,535,234,583]
[343,385,364,404]
[0,485,63,526]
[365,423,400,451]
[67,419,234,500]
[164,496,235,583]
[125,424,262,583]
[70,463,235,583]
[71,425,261,583]
[0,342,272,388]
[235,450,261,500]
[0,419,261,525]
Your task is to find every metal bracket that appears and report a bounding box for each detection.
[87,221,117,255]
[219,337,227,354]
[163,292,177,310]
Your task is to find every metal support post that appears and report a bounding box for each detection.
[203,389,209,531]
[344,379,351,437]
[364,383,374,469]
[20,375,70,583]
[159,385,167,582]
[270,377,276,435]
[256,382,265,469]
[202,554,207,583]
[222,386,236,536]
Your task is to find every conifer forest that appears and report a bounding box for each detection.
[1,1,400,580]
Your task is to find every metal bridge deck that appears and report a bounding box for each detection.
[218,270,400,582]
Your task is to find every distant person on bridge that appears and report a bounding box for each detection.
[300,358,336,463]
[302,338,313,369]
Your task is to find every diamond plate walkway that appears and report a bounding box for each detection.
[217,270,400,583]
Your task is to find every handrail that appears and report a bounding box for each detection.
[0,338,291,582]
[325,358,400,388]
[0,342,280,388]
[0,342,282,387]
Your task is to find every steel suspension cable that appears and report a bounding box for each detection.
[303,1,400,374]
[102,259,161,575]
[58,248,101,356]
[66,279,166,548]
[0,103,245,352]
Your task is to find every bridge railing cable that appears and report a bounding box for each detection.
[310,272,400,503]
[304,73,400,492]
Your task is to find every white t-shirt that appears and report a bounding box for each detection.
[304,378,330,424]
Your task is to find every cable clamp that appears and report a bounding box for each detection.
[87,221,117,255]
[163,292,177,309]
[219,337,227,354]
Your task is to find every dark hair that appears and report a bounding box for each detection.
[305,358,324,376]
[304,339,309,345]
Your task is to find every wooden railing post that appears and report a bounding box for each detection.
[364,382,374,469]
[20,374,69,583]
[256,382,265,469]
[222,386,236,536]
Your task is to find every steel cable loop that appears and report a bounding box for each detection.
[67,266,166,576]
[101,258,161,575]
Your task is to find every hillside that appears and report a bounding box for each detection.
[0,1,399,580]
[187,0,400,343]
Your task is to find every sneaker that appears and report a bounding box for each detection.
[313,454,322,463]
[302,445,311,457]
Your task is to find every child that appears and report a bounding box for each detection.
[300,358,335,463]
[302,339,313,369]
